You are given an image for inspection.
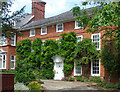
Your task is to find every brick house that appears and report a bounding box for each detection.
[0,0,106,81]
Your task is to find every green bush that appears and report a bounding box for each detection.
[68,77,75,81]
[115,82,120,89]
[97,82,115,88]
[75,76,85,82]
[1,70,16,73]
[28,81,42,90]
[90,76,103,83]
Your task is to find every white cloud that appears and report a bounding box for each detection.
[10,0,84,18]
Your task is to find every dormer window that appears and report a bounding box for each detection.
[56,23,63,32]
[75,21,82,29]
[30,29,35,37]
[41,27,47,35]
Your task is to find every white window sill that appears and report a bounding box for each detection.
[0,68,6,69]
[74,74,82,76]
[97,48,101,51]
[56,30,63,33]
[74,27,83,30]
[29,35,35,37]
[11,68,15,70]
[91,74,100,76]
[11,44,16,46]
[41,33,47,35]
[0,44,7,47]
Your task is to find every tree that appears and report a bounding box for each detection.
[74,38,99,77]
[0,1,25,38]
[73,1,120,79]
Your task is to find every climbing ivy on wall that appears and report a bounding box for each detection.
[74,38,99,77]
[40,39,59,79]
[27,38,42,68]
[59,32,77,76]
[15,39,35,85]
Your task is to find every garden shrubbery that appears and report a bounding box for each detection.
[28,81,42,90]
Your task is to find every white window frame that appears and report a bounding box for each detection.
[11,33,16,46]
[91,59,100,76]
[77,35,83,43]
[75,21,83,29]
[91,33,101,50]
[0,54,6,69]
[10,55,16,69]
[41,27,47,35]
[74,62,82,76]
[56,23,63,32]
[30,29,35,37]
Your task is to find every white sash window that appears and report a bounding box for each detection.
[0,54,6,69]
[11,55,16,69]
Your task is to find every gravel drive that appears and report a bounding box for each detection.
[41,80,98,90]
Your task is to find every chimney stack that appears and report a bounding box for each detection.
[32,0,46,21]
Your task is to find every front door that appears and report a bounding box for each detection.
[54,62,64,80]
[0,54,2,69]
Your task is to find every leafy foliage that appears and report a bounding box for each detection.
[27,38,42,68]
[40,39,58,79]
[0,1,25,37]
[15,39,35,85]
[16,39,31,60]
[74,38,99,77]
[28,81,42,90]
[59,32,77,76]
[74,38,99,65]
[101,39,120,77]
[73,1,120,79]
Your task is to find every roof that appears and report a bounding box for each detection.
[15,13,34,29]
[20,6,101,31]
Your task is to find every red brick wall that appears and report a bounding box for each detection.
[0,46,16,70]
[18,21,106,78]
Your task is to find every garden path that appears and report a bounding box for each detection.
[41,79,98,90]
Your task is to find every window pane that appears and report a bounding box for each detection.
[11,56,14,60]
[11,35,15,45]
[75,66,81,74]
[3,61,5,68]
[30,29,35,36]
[92,60,99,74]
[0,55,2,68]
[57,24,63,31]
[92,34,100,50]
[3,55,5,60]
[11,61,14,69]
[42,27,47,33]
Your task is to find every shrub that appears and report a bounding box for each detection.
[28,81,42,90]
[115,82,120,89]
[75,76,85,82]
[90,76,103,83]
[97,82,115,88]
[68,77,75,81]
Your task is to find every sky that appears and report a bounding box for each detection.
[10,0,92,18]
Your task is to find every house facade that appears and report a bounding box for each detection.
[0,0,106,80]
